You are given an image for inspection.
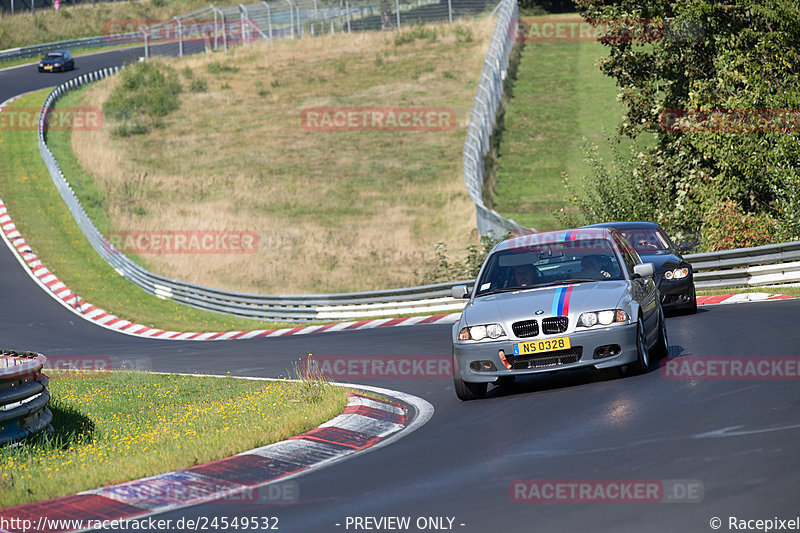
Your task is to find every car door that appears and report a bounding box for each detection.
[615,234,659,341]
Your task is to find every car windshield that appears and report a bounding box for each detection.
[46,53,64,59]
[618,228,671,253]
[475,238,624,297]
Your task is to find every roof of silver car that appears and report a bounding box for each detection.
[496,227,618,252]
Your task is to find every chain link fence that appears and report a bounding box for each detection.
[139,0,498,57]
[462,0,527,238]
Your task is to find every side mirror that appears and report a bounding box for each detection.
[633,263,655,279]
[677,241,694,253]
[451,285,470,299]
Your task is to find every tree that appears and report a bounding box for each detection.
[565,0,800,247]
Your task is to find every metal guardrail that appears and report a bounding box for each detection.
[461,0,527,238]
[686,242,800,290]
[36,72,473,321]
[0,350,52,445]
[35,71,800,324]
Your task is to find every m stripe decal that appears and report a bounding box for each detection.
[551,285,575,316]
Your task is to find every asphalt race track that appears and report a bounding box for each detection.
[2,50,800,533]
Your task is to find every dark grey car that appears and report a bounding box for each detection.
[583,221,697,315]
[450,227,668,400]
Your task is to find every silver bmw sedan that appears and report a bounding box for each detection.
[451,227,668,400]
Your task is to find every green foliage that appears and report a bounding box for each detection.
[700,201,775,252]
[453,24,474,43]
[423,235,502,284]
[394,25,437,46]
[103,62,182,136]
[189,77,208,93]
[562,0,800,249]
[206,62,240,74]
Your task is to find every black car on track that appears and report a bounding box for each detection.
[38,50,75,73]
[583,221,697,315]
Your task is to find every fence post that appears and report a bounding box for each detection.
[143,29,149,59]
[176,18,184,56]
[262,1,273,41]
[345,0,351,32]
[395,0,400,29]
[448,0,452,23]
[213,7,219,50]
[286,0,294,38]
[239,5,248,46]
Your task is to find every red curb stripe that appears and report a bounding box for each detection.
[292,427,381,450]
[417,314,449,324]
[343,320,373,330]
[697,294,731,304]
[350,392,405,410]
[377,317,408,328]
[0,494,145,533]
[342,404,406,424]
[188,454,305,485]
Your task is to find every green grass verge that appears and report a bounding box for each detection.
[0,0,221,50]
[491,14,626,231]
[0,90,317,332]
[698,286,800,298]
[0,369,349,507]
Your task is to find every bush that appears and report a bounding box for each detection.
[103,62,182,135]
[700,201,776,252]
[189,78,208,93]
[422,235,501,284]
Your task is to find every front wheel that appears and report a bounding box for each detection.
[454,376,487,401]
[628,316,652,375]
[453,356,487,401]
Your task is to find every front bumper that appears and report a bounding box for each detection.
[453,322,639,383]
[658,276,695,310]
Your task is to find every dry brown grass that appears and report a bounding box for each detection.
[72,20,491,294]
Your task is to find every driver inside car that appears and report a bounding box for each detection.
[511,264,540,288]
[580,255,612,280]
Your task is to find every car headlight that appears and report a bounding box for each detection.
[54,63,61,67]
[578,309,629,328]
[664,267,689,280]
[458,323,506,341]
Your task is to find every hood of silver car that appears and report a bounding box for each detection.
[462,281,629,327]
